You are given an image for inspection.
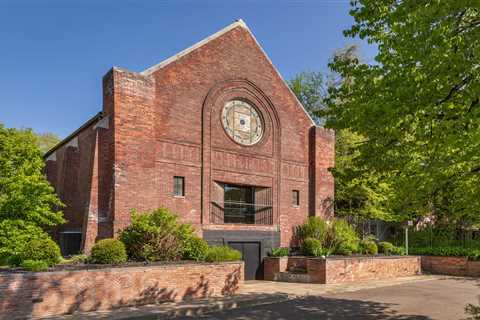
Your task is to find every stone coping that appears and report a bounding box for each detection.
[0,260,243,275]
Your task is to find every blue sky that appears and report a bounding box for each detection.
[0,0,376,138]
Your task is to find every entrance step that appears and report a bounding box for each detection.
[274,272,312,283]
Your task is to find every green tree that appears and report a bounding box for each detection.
[288,71,326,124]
[0,125,64,226]
[35,132,60,154]
[323,1,480,224]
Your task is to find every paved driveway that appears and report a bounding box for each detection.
[191,277,480,320]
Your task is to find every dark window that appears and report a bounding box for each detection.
[173,176,185,197]
[292,190,300,207]
[224,184,255,224]
[59,232,82,256]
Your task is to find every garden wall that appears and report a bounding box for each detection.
[0,261,243,320]
[421,256,480,277]
[265,256,421,284]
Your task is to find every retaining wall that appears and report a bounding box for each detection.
[264,256,421,284]
[0,261,243,319]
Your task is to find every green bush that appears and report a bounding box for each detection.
[182,235,209,261]
[20,238,61,266]
[67,254,89,264]
[296,217,328,243]
[409,246,480,260]
[204,246,241,262]
[270,247,290,257]
[20,260,49,272]
[0,220,50,265]
[332,219,360,255]
[89,239,127,264]
[378,241,395,255]
[301,237,326,257]
[360,239,378,255]
[391,245,406,255]
[119,208,190,262]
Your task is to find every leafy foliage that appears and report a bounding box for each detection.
[296,217,328,244]
[119,208,199,262]
[34,132,60,154]
[204,246,241,262]
[360,238,378,255]
[301,237,325,257]
[89,239,127,264]
[322,1,480,224]
[331,219,360,255]
[288,71,326,124]
[20,238,61,266]
[409,246,480,261]
[182,235,209,262]
[20,260,49,272]
[378,241,395,255]
[0,219,50,265]
[0,125,64,227]
[270,247,290,257]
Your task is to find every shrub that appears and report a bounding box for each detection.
[204,246,241,262]
[270,247,290,257]
[332,219,360,255]
[391,245,406,255]
[360,239,378,255]
[20,260,49,272]
[89,239,127,264]
[20,238,61,266]
[378,241,395,255]
[409,246,480,260]
[296,217,328,243]
[0,220,50,265]
[182,235,209,261]
[119,208,189,262]
[301,237,326,257]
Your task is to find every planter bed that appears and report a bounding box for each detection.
[265,255,421,284]
[0,260,243,320]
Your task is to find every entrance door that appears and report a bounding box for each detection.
[228,241,261,280]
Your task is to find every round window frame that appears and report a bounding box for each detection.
[220,99,265,146]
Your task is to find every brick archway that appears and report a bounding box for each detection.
[201,79,281,226]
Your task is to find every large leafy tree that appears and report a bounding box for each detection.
[289,65,391,222]
[35,132,60,154]
[0,125,64,227]
[323,1,480,224]
[288,71,326,124]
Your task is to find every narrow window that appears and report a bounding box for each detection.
[173,176,185,197]
[292,190,300,207]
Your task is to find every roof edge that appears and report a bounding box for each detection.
[43,112,103,159]
[141,19,248,76]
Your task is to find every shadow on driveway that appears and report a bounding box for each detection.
[189,295,431,320]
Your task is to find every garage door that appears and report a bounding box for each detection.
[228,241,261,280]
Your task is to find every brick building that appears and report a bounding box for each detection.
[44,20,334,279]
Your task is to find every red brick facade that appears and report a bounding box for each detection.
[44,20,334,255]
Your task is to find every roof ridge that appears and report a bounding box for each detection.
[141,19,316,126]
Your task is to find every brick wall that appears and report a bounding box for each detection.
[264,256,421,284]
[421,256,480,277]
[323,256,421,284]
[0,261,243,319]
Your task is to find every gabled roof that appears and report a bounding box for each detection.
[141,19,316,126]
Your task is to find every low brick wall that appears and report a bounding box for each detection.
[421,256,480,277]
[264,256,421,284]
[322,256,421,284]
[0,261,243,319]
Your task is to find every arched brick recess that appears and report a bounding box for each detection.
[201,79,281,227]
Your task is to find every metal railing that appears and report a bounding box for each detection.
[210,201,273,225]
